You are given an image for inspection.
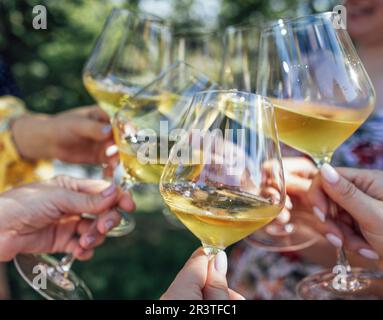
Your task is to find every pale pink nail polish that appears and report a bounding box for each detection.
[101,184,116,197]
[359,248,380,260]
[313,206,326,223]
[214,251,228,276]
[321,163,339,184]
[326,233,343,248]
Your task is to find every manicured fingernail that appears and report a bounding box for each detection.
[101,184,116,197]
[106,144,118,157]
[102,125,112,135]
[214,251,228,276]
[277,209,290,224]
[326,233,343,248]
[358,248,380,260]
[104,219,115,232]
[321,163,339,184]
[313,206,326,223]
[285,197,293,210]
[85,235,95,246]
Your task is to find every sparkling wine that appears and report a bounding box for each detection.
[161,182,282,248]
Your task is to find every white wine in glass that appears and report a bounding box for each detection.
[82,8,171,237]
[258,13,383,300]
[113,62,218,187]
[160,90,285,255]
[272,100,373,162]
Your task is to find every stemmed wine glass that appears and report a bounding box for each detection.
[159,90,286,258]
[83,8,171,236]
[13,8,171,300]
[113,62,218,208]
[258,13,383,299]
[171,29,223,83]
[221,23,320,251]
[221,24,260,92]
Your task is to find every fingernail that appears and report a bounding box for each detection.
[214,251,228,276]
[358,248,380,260]
[101,184,116,197]
[104,219,115,232]
[85,235,95,246]
[313,206,326,223]
[321,163,339,184]
[285,197,293,210]
[106,144,118,157]
[326,233,343,248]
[102,125,112,135]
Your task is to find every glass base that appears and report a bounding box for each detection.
[297,268,383,300]
[105,213,136,237]
[245,218,320,252]
[14,254,92,300]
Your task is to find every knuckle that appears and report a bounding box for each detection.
[206,280,228,293]
[85,195,99,212]
[339,180,357,199]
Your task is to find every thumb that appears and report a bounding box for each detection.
[161,248,208,300]
[320,164,378,225]
[203,251,230,300]
[57,183,118,216]
[72,118,112,142]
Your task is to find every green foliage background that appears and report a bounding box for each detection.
[0,0,336,299]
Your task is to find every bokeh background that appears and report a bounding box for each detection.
[0,0,338,299]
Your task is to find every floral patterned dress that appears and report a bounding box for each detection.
[227,112,383,300]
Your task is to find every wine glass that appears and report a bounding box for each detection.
[222,23,320,251]
[83,8,171,236]
[258,13,383,299]
[171,29,223,83]
[159,90,286,258]
[12,8,171,301]
[113,62,218,210]
[221,24,260,92]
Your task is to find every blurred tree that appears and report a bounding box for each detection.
[0,0,139,113]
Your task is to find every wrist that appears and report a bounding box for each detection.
[0,198,22,261]
[11,113,54,160]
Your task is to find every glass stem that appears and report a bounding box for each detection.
[314,155,354,290]
[56,254,75,277]
[202,243,224,260]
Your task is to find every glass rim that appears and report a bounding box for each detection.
[109,7,167,25]
[262,11,337,33]
[193,89,274,108]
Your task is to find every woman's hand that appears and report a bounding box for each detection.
[161,248,244,300]
[0,175,135,262]
[306,164,383,260]
[12,106,118,166]
[274,157,318,224]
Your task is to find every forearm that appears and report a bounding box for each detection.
[11,113,54,161]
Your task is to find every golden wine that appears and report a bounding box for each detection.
[83,75,136,116]
[113,93,180,184]
[271,100,373,159]
[161,182,282,248]
[118,140,165,185]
